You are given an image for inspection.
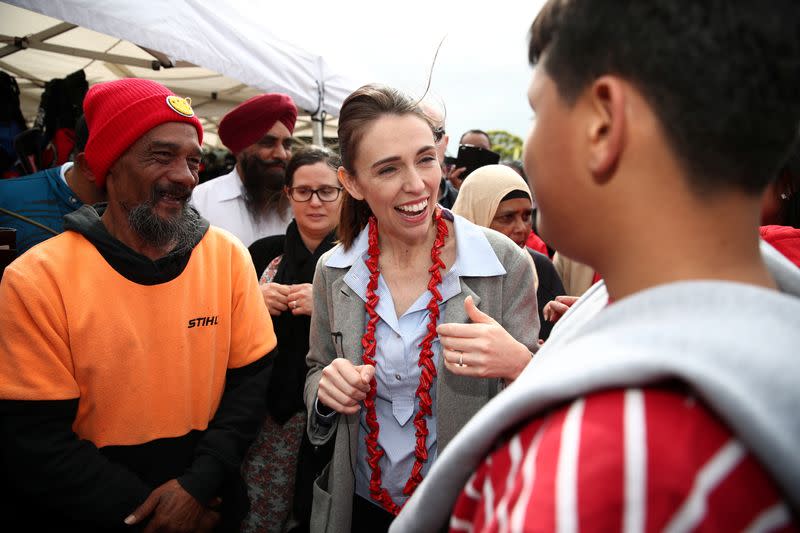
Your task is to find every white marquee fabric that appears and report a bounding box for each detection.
[1,0,361,144]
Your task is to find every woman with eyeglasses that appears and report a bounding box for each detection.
[242,146,343,533]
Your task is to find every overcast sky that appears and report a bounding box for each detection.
[230,0,546,157]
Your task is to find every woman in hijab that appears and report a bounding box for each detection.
[451,164,565,340]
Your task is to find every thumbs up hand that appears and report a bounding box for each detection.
[437,296,533,382]
[463,294,496,325]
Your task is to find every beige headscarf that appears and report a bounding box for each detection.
[451,164,539,290]
[451,164,532,227]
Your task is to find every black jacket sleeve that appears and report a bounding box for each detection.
[0,398,152,527]
[177,351,273,503]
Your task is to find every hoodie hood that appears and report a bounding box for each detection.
[760,224,800,268]
[391,241,800,532]
[63,204,209,285]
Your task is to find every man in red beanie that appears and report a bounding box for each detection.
[0,78,277,532]
[192,93,298,247]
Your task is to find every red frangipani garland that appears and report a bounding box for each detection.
[360,209,449,515]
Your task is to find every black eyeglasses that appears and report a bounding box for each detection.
[287,186,343,202]
[433,127,446,144]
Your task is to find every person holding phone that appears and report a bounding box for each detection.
[446,129,498,190]
[303,85,539,533]
[459,129,492,150]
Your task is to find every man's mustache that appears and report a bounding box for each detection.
[152,183,193,202]
[257,158,286,169]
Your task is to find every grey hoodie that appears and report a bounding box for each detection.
[391,242,800,532]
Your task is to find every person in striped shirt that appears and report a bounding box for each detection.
[390,1,800,531]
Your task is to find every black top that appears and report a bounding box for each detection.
[249,221,337,424]
[248,233,287,279]
[63,203,209,285]
[529,248,566,341]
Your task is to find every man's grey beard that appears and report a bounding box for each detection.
[127,200,201,250]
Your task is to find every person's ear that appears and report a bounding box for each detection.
[75,153,100,186]
[585,76,626,183]
[338,166,364,200]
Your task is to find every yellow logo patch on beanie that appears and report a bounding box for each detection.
[166,95,194,117]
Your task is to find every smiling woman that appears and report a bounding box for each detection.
[303,84,540,533]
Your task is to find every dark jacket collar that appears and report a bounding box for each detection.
[63,203,209,285]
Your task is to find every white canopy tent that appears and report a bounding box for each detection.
[0,0,364,146]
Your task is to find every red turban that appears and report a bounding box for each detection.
[218,93,297,154]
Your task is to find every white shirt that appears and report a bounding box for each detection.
[191,167,292,247]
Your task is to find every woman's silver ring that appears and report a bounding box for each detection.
[291,301,297,309]
[458,352,464,366]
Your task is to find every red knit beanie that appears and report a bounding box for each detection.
[218,93,297,154]
[83,78,204,186]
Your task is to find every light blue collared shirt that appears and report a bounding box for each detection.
[324,210,506,507]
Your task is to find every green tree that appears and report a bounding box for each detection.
[488,130,524,160]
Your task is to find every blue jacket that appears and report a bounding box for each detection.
[0,164,82,255]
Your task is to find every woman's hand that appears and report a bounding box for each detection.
[438,296,532,382]
[287,283,314,316]
[542,295,579,323]
[260,282,291,316]
[317,359,376,415]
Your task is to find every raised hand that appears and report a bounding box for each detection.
[542,295,579,323]
[438,296,532,382]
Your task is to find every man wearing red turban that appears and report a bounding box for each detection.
[192,93,298,247]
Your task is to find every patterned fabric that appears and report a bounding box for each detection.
[260,255,282,284]
[450,388,796,533]
[241,411,306,533]
[242,223,338,531]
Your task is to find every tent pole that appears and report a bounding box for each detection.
[311,112,324,146]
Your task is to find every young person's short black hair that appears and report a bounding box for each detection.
[529,0,800,195]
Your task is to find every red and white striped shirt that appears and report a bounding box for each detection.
[450,387,796,533]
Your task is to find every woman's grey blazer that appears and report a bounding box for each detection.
[303,227,539,533]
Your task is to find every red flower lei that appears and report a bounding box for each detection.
[361,209,449,515]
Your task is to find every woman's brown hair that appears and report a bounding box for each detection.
[336,84,433,249]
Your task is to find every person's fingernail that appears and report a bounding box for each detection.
[124,515,136,525]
